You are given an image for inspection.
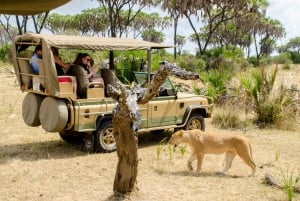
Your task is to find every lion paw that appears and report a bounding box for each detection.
[187,163,193,171]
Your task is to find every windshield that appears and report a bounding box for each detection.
[133,72,174,89]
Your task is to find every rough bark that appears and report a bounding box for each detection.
[107,62,171,194]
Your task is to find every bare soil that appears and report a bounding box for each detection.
[0,64,299,201]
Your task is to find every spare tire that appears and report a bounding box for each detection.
[22,93,43,127]
[39,97,68,132]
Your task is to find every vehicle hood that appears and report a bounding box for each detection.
[177,92,209,105]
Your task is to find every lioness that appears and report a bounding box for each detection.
[169,129,256,176]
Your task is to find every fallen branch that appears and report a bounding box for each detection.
[263,173,300,193]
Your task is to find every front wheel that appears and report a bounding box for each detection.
[185,114,205,131]
[94,120,116,152]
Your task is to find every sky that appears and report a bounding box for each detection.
[52,0,300,54]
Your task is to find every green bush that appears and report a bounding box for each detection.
[198,65,233,104]
[116,51,146,83]
[255,100,280,127]
[289,51,300,64]
[282,60,292,70]
[248,56,259,67]
[0,43,11,62]
[259,56,273,66]
[273,52,292,64]
[177,56,206,73]
[211,105,243,129]
[201,46,244,60]
[239,66,298,128]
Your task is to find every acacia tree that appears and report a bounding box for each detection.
[44,10,109,36]
[76,7,109,36]
[141,28,165,43]
[160,0,268,56]
[97,0,161,70]
[132,12,171,39]
[107,62,171,194]
[279,37,300,53]
[252,17,285,65]
[0,16,18,43]
[278,37,300,63]
[202,8,261,56]
[43,13,74,34]
[190,1,254,55]
[0,13,48,41]
[160,0,182,59]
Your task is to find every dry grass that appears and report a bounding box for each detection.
[0,64,300,201]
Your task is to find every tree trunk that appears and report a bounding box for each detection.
[173,17,178,60]
[112,96,139,193]
[107,62,171,194]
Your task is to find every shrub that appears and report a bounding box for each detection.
[0,43,11,62]
[289,51,300,64]
[114,50,147,83]
[282,60,292,70]
[201,46,244,59]
[176,56,206,73]
[239,66,298,129]
[248,56,259,67]
[198,65,233,104]
[211,105,243,129]
[255,99,281,127]
[259,56,273,66]
[273,52,292,65]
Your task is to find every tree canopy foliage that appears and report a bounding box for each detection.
[0,0,290,65]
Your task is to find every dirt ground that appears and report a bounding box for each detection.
[0,64,299,201]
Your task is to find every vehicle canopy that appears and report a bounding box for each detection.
[12,33,174,96]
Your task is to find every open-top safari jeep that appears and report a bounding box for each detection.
[12,33,213,152]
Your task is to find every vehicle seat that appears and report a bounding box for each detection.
[37,60,45,88]
[87,82,105,99]
[17,58,34,90]
[101,68,117,97]
[57,76,77,98]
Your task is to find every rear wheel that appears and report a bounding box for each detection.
[185,114,205,131]
[94,120,116,152]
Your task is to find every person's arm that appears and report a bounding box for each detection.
[54,55,70,69]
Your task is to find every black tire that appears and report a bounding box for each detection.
[59,131,85,144]
[184,114,205,131]
[94,120,116,152]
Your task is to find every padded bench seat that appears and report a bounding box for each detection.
[58,76,77,98]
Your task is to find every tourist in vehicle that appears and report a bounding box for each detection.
[51,47,71,75]
[29,45,42,74]
[72,53,103,82]
[73,53,93,79]
[67,52,90,98]
[87,57,104,83]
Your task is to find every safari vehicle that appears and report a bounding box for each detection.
[12,33,213,152]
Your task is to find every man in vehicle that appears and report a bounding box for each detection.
[29,45,42,74]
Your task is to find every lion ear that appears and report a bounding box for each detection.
[177,130,184,136]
